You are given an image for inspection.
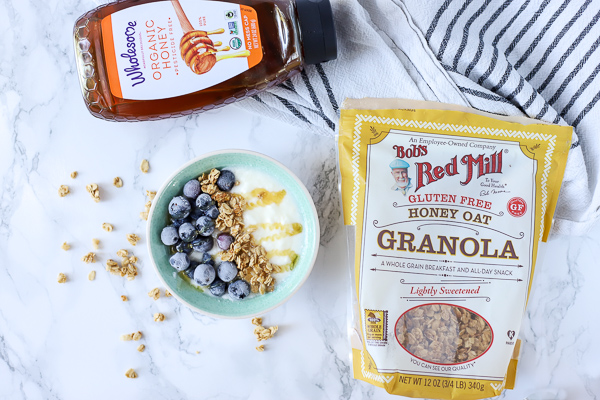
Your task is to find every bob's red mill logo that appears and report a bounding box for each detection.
[393,145,504,192]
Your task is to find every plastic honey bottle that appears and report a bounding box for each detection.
[73,0,337,121]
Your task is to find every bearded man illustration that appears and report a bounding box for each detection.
[390,159,412,195]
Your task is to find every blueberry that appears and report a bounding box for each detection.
[168,196,191,219]
[160,226,179,246]
[193,263,216,286]
[216,170,235,192]
[191,236,213,253]
[228,280,250,300]
[190,207,205,220]
[201,252,214,265]
[170,218,189,229]
[218,261,238,282]
[169,252,190,271]
[184,261,198,279]
[174,241,192,254]
[209,279,227,297]
[216,233,234,250]
[195,193,214,211]
[183,179,202,200]
[178,222,198,243]
[195,216,215,236]
[205,205,220,219]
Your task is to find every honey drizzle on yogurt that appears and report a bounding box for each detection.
[243,188,286,210]
[266,249,299,272]
[248,222,303,244]
[242,188,303,272]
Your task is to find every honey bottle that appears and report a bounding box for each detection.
[73,0,337,121]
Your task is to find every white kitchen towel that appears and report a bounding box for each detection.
[237,0,600,236]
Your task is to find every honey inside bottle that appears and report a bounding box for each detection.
[73,0,336,121]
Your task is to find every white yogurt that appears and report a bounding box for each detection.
[229,167,304,273]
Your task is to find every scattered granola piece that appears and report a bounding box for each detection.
[61,242,70,251]
[120,333,134,341]
[106,259,121,274]
[58,185,70,197]
[165,290,172,297]
[81,252,96,264]
[139,211,149,221]
[108,251,139,281]
[127,234,140,246]
[254,324,279,342]
[137,344,145,352]
[148,288,160,300]
[251,317,263,326]
[121,295,128,301]
[102,223,113,232]
[195,351,200,354]
[132,331,142,341]
[256,345,265,352]
[92,238,100,250]
[154,313,165,322]
[140,159,150,173]
[88,270,96,281]
[113,177,123,187]
[70,171,78,179]
[146,190,157,200]
[57,273,67,283]
[85,183,101,202]
[125,368,138,379]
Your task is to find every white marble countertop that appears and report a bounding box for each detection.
[1,1,600,399]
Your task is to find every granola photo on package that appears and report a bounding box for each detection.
[338,99,571,399]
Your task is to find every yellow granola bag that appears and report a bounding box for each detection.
[338,99,571,399]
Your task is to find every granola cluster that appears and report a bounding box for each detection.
[106,249,139,281]
[197,169,276,295]
[125,368,138,379]
[85,183,101,202]
[58,185,70,197]
[139,190,156,221]
[148,287,160,300]
[395,304,492,364]
[81,252,96,264]
[221,232,275,295]
[140,159,150,173]
[120,331,143,341]
[126,233,140,246]
[252,317,278,342]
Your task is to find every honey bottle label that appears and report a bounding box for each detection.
[100,0,263,100]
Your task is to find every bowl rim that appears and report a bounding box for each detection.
[146,149,320,319]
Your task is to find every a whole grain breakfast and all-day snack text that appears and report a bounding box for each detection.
[338,99,571,399]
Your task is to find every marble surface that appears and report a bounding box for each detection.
[1,0,600,399]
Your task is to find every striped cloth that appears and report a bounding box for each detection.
[238,0,600,235]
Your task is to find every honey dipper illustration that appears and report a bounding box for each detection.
[171,0,251,75]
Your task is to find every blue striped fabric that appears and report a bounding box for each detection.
[423,0,600,133]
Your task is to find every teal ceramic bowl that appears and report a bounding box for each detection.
[146,150,319,319]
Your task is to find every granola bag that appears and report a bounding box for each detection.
[338,99,571,399]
